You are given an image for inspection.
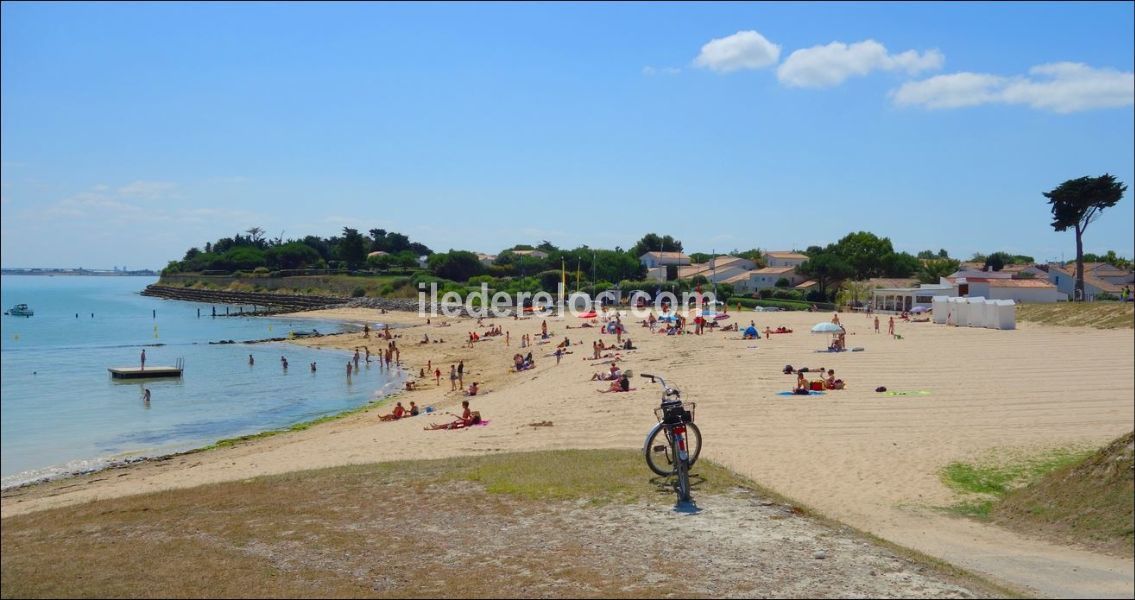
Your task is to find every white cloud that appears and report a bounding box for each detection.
[694,30,781,73]
[890,72,1006,109]
[777,39,943,88]
[892,62,1135,113]
[117,180,177,199]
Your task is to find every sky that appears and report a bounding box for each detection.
[2,1,1133,270]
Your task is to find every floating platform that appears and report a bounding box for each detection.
[109,360,184,379]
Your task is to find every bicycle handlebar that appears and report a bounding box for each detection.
[641,373,680,399]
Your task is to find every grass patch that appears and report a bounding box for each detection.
[940,446,1093,519]
[992,432,1134,557]
[1017,302,1133,329]
[455,449,753,505]
[2,450,1010,599]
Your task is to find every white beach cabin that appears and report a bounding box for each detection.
[932,296,950,324]
[994,299,1017,330]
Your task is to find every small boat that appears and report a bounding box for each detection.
[6,304,34,317]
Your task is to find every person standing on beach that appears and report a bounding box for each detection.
[874,316,880,333]
[434,367,442,386]
[555,347,563,365]
[449,365,458,391]
[457,360,465,387]
[888,316,895,336]
[249,354,255,366]
[506,331,510,347]
[140,349,146,371]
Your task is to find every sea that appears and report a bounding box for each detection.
[0,275,401,488]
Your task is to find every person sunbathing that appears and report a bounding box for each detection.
[824,369,845,390]
[591,364,621,381]
[599,374,631,393]
[793,373,810,395]
[464,382,480,396]
[424,401,480,430]
[380,401,407,421]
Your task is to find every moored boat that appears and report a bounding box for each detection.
[7,303,34,317]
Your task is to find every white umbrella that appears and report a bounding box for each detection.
[811,322,843,334]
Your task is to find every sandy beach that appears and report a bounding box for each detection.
[3,306,1132,597]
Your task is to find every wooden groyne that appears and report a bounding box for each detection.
[141,285,349,313]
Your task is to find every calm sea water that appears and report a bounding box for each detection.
[0,275,400,487]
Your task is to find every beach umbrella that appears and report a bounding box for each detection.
[811,322,843,334]
[577,310,597,319]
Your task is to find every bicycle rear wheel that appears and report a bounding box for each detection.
[643,422,702,477]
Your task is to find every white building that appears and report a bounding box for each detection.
[639,251,691,270]
[510,249,549,260]
[763,251,810,268]
[1046,264,1125,300]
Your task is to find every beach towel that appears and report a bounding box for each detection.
[777,391,826,396]
[882,390,931,397]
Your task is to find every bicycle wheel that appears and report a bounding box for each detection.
[643,423,674,477]
[644,422,703,476]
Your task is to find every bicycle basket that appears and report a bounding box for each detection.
[656,401,695,425]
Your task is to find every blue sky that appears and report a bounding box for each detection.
[2,2,1133,269]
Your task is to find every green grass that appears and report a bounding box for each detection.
[455,449,753,505]
[940,446,1093,519]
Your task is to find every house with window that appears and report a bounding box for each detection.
[639,251,691,270]
[1046,263,1125,300]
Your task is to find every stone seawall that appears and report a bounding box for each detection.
[141,285,349,312]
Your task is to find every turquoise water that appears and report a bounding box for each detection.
[0,275,400,487]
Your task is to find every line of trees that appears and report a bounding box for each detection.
[164,227,434,273]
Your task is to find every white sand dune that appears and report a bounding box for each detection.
[3,307,1132,597]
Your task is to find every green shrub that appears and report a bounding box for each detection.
[351,287,366,297]
[378,284,394,295]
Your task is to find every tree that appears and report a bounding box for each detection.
[1082,250,1132,270]
[938,248,950,258]
[428,251,484,282]
[628,233,682,259]
[880,251,921,278]
[917,250,937,260]
[335,227,368,269]
[1044,174,1127,300]
[734,248,767,267]
[984,253,1005,272]
[831,231,895,279]
[917,258,961,284]
[797,253,854,299]
[267,242,321,270]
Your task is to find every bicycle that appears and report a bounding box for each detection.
[640,373,701,502]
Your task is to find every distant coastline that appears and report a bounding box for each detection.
[1,268,158,276]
